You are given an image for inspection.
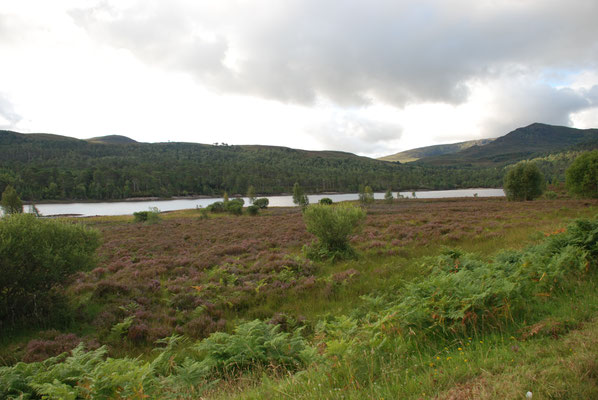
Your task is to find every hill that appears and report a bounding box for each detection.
[416,123,598,166]
[86,135,138,144]
[378,138,494,162]
[1,130,505,201]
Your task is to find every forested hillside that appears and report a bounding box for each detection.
[0,130,504,201]
[2,123,594,201]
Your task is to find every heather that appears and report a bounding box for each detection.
[1,196,598,398]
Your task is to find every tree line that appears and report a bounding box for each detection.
[0,130,584,201]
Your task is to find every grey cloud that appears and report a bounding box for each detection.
[309,115,402,155]
[475,82,594,140]
[0,94,21,129]
[69,0,598,107]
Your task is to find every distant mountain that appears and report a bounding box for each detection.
[415,123,598,166]
[87,135,138,144]
[379,139,494,163]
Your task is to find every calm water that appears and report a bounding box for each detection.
[28,188,505,217]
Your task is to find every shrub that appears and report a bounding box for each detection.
[247,205,260,216]
[544,190,558,199]
[207,201,225,213]
[253,198,269,209]
[246,185,256,204]
[503,161,545,201]
[566,150,598,198]
[1,185,23,215]
[0,214,101,329]
[133,207,160,223]
[224,201,243,215]
[384,188,393,204]
[359,185,374,205]
[292,182,309,208]
[319,197,333,205]
[303,203,366,260]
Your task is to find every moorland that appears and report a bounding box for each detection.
[1,191,598,399]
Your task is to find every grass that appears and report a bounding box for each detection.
[1,196,597,398]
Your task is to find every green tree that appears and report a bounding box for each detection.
[292,182,309,208]
[1,185,23,215]
[303,203,366,260]
[246,185,256,204]
[0,214,100,328]
[503,161,545,201]
[566,150,598,198]
[359,185,374,205]
[384,188,393,204]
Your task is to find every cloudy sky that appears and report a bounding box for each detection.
[1,0,597,157]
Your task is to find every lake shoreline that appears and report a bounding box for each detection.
[22,187,503,205]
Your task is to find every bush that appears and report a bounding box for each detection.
[246,205,259,216]
[359,185,374,205]
[133,208,160,223]
[384,188,393,204]
[253,198,269,209]
[1,185,23,215]
[503,161,545,201]
[224,200,243,215]
[0,214,101,329]
[292,182,309,208]
[303,203,366,260]
[319,198,333,205]
[566,150,598,198]
[207,201,225,213]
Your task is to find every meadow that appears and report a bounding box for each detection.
[1,194,597,399]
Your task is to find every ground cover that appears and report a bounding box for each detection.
[1,196,597,398]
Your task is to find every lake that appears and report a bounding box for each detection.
[25,188,505,217]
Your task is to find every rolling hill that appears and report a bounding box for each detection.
[414,123,598,166]
[378,139,494,162]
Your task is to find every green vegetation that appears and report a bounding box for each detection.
[1,208,597,399]
[384,188,394,204]
[303,203,366,260]
[566,150,598,198]
[1,185,23,215]
[318,197,333,205]
[504,161,545,201]
[1,195,597,399]
[292,182,309,208]
[246,185,256,204]
[133,207,161,223]
[252,198,269,209]
[0,214,100,330]
[359,185,374,205]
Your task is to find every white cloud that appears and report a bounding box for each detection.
[0,0,596,157]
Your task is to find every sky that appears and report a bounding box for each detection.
[0,0,597,158]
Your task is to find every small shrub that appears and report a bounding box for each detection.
[359,185,374,205]
[247,205,260,215]
[225,202,243,215]
[292,182,309,208]
[319,197,333,205]
[207,201,225,213]
[253,198,269,209]
[544,190,558,199]
[384,188,393,204]
[303,203,366,261]
[133,207,160,223]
